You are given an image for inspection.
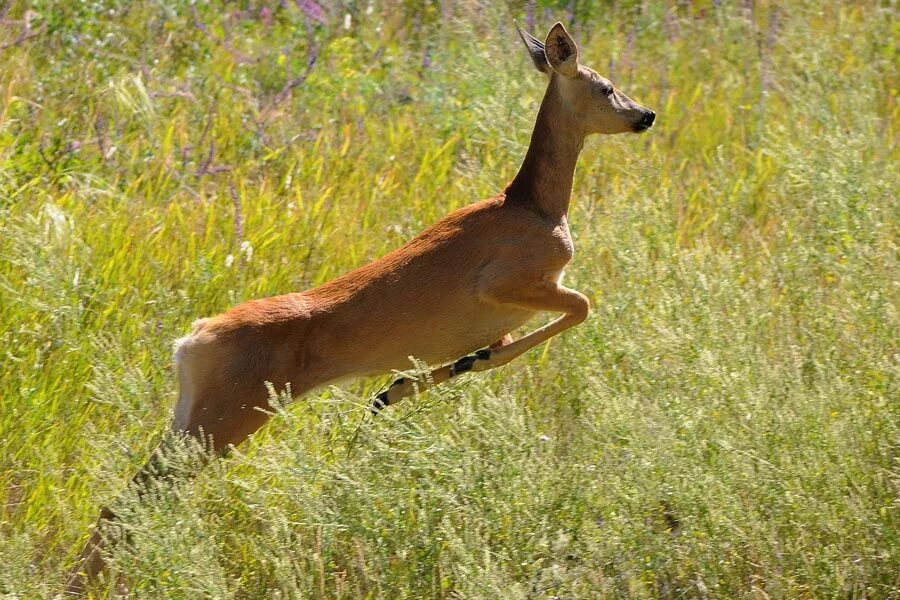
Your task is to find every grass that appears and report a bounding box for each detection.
[1,0,897,597]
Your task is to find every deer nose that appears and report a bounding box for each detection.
[633,110,656,132]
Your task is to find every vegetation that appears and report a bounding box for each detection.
[0,0,897,597]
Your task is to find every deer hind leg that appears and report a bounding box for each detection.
[490,333,514,349]
[171,327,286,452]
[65,327,284,594]
[372,280,589,411]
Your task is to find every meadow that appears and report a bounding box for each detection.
[0,0,897,597]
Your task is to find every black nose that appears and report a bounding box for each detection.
[633,110,656,132]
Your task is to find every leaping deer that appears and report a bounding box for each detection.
[66,21,654,594]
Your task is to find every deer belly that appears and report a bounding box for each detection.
[396,305,535,367]
[319,291,537,376]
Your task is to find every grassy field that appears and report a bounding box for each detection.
[1,0,898,597]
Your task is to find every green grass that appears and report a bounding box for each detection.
[1,0,898,597]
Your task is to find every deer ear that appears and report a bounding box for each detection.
[544,22,578,78]
[515,20,550,74]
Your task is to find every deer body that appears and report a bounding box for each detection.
[174,195,572,446]
[66,21,654,594]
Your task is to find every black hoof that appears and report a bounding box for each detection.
[370,390,390,414]
[450,349,492,376]
[370,377,408,414]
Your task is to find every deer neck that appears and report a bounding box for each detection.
[505,81,584,222]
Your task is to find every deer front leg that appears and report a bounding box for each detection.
[468,279,589,371]
[371,280,588,411]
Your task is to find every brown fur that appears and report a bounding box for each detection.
[65,22,654,594]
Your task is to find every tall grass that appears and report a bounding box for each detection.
[1,0,897,597]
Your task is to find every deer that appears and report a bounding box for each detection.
[65,21,655,594]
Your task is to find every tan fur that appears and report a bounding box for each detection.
[65,22,653,594]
